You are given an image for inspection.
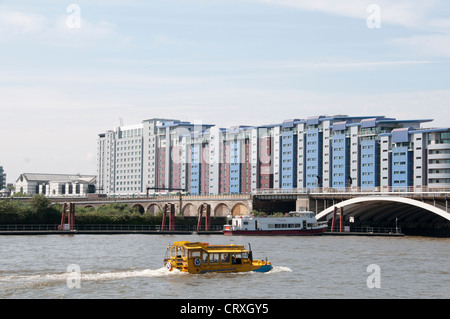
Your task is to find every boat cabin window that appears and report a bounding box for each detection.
[231,253,242,264]
[221,253,230,263]
[189,250,201,258]
[267,223,302,229]
[209,253,219,263]
[202,252,208,264]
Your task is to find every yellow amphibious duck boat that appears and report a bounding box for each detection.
[164,241,272,274]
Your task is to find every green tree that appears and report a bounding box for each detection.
[30,194,51,213]
[28,194,59,223]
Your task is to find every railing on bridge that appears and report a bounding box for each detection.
[253,186,450,196]
[9,193,252,203]
[8,185,450,203]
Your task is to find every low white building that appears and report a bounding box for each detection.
[0,166,5,190]
[15,173,96,197]
[0,188,11,198]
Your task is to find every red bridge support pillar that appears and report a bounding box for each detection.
[331,206,344,232]
[162,203,176,231]
[60,203,75,231]
[197,203,211,231]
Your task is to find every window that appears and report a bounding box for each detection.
[232,254,242,264]
[209,253,220,263]
[221,253,230,263]
[189,250,201,258]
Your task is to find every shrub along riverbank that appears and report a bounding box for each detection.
[0,194,224,226]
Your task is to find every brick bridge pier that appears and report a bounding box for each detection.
[52,194,254,217]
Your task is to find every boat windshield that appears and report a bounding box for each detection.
[169,246,186,258]
[231,252,248,264]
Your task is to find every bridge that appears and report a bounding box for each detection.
[253,187,450,236]
[48,194,253,218]
[17,186,450,236]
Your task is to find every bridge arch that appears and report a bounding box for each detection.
[316,196,450,227]
[214,203,231,217]
[132,203,145,215]
[146,203,161,215]
[183,203,198,217]
[231,203,248,216]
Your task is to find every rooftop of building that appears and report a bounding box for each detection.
[98,115,447,137]
[16,173,96,184]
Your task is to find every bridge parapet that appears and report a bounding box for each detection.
[41,194,253,218]
[44,194,251,203]
[253,186,450,199]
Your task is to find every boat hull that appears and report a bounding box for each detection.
[223,227,327,236]
[165,260,273,274]
[197,264,273,274]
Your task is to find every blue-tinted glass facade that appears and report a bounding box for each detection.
[332,133,350,188]
[306,128,323,187]
[281,129,297,188]
[229,140,241,194]
[190,144,201,195]
[392,146,412,188]
[360,139,379,189]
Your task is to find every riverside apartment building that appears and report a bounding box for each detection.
[97,115,450,196]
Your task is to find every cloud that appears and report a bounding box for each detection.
[0,10,48,37]
[118,86,450,129]
[428,18,450,30]
[248,60,434,71]
[1,82,448,183]
[389,13,450,58]
[247,0,440,28]
[391,34,450,58]
[0,8,123,47]
[246,0,450,58]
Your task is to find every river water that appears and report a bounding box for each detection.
[0,234,448,299]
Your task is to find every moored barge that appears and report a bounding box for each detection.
[223,211,328,236]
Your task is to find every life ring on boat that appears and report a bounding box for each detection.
[165,261,173,271]
[57,225,62,230]
[194,258,201,266]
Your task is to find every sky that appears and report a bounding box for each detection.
[1,0,450,184]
